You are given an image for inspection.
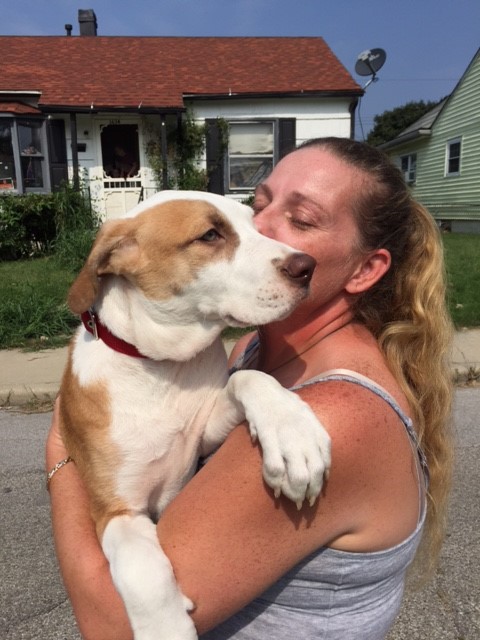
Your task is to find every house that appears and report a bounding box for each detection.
[0,10,362,219]
[380,48,480,233]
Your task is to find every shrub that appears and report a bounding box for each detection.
[0,193,57,260]
[0,185,99,269]
[52,185,99,272]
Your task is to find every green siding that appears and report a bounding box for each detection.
[387,50,480,221]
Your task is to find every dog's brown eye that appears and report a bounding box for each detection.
[199,228,220,242]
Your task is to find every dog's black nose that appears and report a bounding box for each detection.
[281,253,316,286]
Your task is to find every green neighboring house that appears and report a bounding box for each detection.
[380,48,480,233]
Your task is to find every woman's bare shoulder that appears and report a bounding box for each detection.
[294,378,420,548]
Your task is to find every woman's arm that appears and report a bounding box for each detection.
[46,404,133,640]
[47,380,416,639]
[46,405,334,639]
[46,393,340,638]
[158,423,336,634]
[157,381,422,634]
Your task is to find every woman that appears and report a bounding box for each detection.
[46,137,454,639]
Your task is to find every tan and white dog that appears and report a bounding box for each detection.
[58,191,331,640]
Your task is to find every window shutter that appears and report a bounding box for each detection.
[205,119,225,195]
[47,119,68,191]
[278,119,296,159]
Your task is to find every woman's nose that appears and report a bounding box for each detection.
[253,207,275,239]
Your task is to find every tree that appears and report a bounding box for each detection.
[367,99,443,146]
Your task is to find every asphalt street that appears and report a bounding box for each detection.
[1,388,479,639]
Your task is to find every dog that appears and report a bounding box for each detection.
[58,190,331,639]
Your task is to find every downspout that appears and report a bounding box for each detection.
[349,99,359,140]
[70,113,80,190]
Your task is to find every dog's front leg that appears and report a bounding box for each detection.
[201,370,331,508]
[101,514,197,640]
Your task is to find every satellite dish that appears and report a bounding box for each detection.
[355,48,387,76]
[355,48,387,90]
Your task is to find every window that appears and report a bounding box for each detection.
[446,138,461,176]
[228,122,274,190]
[47,119,69,190]
[400,153,417,184]
[206,118,295,195]
[18,120,45,188]
[0,117,49,193]
[0,121,17,190]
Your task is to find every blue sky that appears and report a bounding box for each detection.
[2,0,479,136]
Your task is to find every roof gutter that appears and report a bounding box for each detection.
[379,128,431,151]
[0,90,42,98]
[183,89,363,101]
[38,105,186,115]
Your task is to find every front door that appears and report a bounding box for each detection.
[99,122,142,218]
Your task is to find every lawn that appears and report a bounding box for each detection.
[0,256,78,349]
[443,233,480,328]
[0,232,479,349]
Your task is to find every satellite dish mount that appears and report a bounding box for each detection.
[355,48,387,90]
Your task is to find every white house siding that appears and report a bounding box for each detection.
[190,96,353,201]
[62,114,100,206]
[54,97,353,218]
[192,96,352,144]
[400,51,480,227]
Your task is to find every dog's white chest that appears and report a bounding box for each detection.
[72,335,225,513]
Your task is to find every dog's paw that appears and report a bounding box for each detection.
[227,369,331,508]
[248,393,331,508]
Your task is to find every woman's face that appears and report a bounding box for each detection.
[253,146,368,312]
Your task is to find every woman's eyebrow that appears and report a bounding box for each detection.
[290,191,325,212]
[255,185,327,215]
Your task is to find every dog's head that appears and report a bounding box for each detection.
[68,191,315,356]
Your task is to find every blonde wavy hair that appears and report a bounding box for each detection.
[299,138,454,575]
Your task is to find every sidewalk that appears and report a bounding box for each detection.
[0,329,479,406]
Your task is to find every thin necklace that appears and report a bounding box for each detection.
[263,321,351,375]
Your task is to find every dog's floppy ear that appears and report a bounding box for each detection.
[68,219,139,314]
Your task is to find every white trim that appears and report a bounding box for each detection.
[445,136,462,177]
[400,152,417,184]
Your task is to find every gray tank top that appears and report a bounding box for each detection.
[201,343,428,639]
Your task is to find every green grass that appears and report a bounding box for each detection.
[0,256,79,349]
[443,233,480,328]
[0,232,478,350]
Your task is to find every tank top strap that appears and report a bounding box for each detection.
[228,335,260,374]
[291,369,429,484]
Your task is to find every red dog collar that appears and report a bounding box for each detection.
[81,309,148,359]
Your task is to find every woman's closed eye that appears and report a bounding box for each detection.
[287,211,317,230]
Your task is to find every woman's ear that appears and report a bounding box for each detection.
[346,248,391,294]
